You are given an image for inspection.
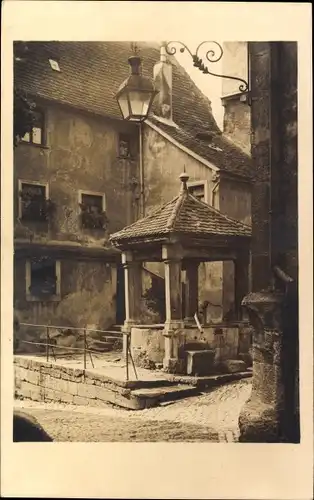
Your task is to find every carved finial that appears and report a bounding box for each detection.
[130,42,140,55]
[179,170,189,192]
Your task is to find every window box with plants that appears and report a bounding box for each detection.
[19,187,56,223]
[79,202,109,230]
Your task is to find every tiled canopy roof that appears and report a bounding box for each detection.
[110,173,251,245]
[14,41,251,179]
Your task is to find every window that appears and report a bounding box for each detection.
[188,182,206,203]
[49,59,61,72]
[18,180,49,222]
[26,257,61,301]
[78,190,107,230]
[21,108,45,145]
[118,133,131,158]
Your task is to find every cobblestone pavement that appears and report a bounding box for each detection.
[15,379,252,442]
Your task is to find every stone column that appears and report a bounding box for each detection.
[234,252,250,320]
[121,251,142,355]
[162,244,184,373]
[239,42,299,442]
[239,284,299,442]
[184,261,199,322]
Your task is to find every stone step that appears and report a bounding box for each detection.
[110,325,123,332]
[87,341,114,352]
[87,331,123,340]
[130,384,199,409]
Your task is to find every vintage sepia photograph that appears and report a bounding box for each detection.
[12,38,300,445]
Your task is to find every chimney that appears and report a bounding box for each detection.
[153,42,173,121]
[221,42,251,155]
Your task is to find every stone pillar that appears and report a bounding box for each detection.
[184,261,199,322]
[239,284,299,442]
[239,42,299,442]
[162,244,184,373]
[121,251,142,355]
[234,252,250,320]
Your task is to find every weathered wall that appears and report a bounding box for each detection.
[14,101,140,244]
[222,99,251,155]
[219,177,252,317]
[130,323,252,372]
[14,257,117,346]
[142,125,215,213]
[221,42,251,154]
[222,42,248,98]
[142,125,225,321]
[14,101,139,331]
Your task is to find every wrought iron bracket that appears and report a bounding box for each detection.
[165,41,251,105]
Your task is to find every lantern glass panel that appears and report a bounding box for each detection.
[129,91,151,118]
[117,93,130,119]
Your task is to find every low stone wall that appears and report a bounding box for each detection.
[131,325,165,368]
[14,356,142,410]
[130,322,252,371]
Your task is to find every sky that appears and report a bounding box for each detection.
[171,42,224,130]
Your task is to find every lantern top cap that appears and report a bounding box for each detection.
[128,55,142,75]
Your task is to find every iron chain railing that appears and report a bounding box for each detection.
[17,323,138,380]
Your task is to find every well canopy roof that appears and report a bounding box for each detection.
[110,173,251,248]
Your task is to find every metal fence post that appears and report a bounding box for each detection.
[125,333,129,381]
[46,326,49,362]
[83,328,87,370]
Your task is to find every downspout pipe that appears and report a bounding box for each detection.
[211,172,220,208]
[139,122,145,218]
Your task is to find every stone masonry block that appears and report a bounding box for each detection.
[28,370,42,385]
[77,383,97,399]
[59,370,83,383]
[44,387,62,403]
[60,392,74,404]
[19,381,43,402]
[73,395,90,406]
[43,374,62,391]
[85,370,128,388]
[44,366,62,379]
[222,359,247,374]
[186,350,215,376]
[15,366,29,382]
[54,378,70,394]
[94,385,139,410]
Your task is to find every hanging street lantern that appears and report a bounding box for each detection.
[116,55,158,122]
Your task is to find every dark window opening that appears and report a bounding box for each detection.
[188,184,205,203]
[20,183,48,222]
[29,257,57,297]
[80,193,106,229]
[118,134,131,158]
[21,108,45,145]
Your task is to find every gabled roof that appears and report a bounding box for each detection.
[14,41,251,179]
[110,173,251,245]
[148,117,252,180]
[14,41,219,135]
